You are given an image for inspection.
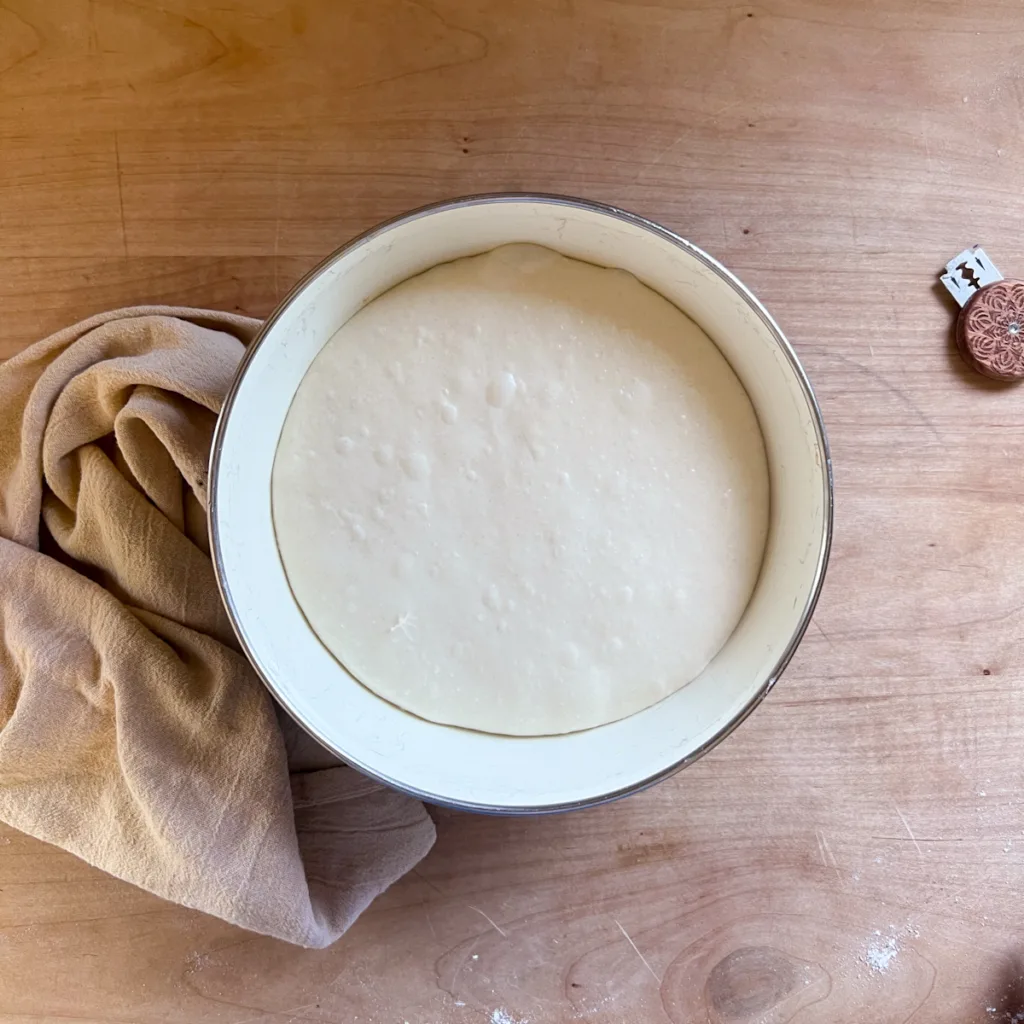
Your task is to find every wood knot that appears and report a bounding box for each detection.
[705,946,800,1021]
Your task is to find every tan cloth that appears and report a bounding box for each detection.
[0,307,436,947]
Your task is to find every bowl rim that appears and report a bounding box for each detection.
[208,192,834,814]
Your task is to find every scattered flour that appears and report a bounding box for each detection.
[184,951,212,974]
[569,993,616,1019]
[491,1011,528,1024]
[859,919,925,977]
[863,930,900,974]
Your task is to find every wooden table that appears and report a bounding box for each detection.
[2,1,1023,1020]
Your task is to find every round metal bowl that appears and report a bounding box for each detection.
[209,193,833,813]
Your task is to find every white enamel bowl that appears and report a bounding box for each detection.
[209,194,832,813]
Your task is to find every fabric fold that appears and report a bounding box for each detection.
[0,307,435,948]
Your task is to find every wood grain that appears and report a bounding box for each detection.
[4,0,1024,1021]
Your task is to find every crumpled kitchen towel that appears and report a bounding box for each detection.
[0,307,436,948]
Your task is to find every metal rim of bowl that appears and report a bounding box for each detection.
[208,192,835,815]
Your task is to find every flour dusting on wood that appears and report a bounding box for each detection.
[863,932,900,973]
[491,1009,528,1024]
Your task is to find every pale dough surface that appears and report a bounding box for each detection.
[272,244,769,735]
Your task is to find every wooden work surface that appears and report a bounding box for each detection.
[2,1,1024,1021]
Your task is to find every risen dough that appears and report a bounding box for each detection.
[272,244,769,735]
